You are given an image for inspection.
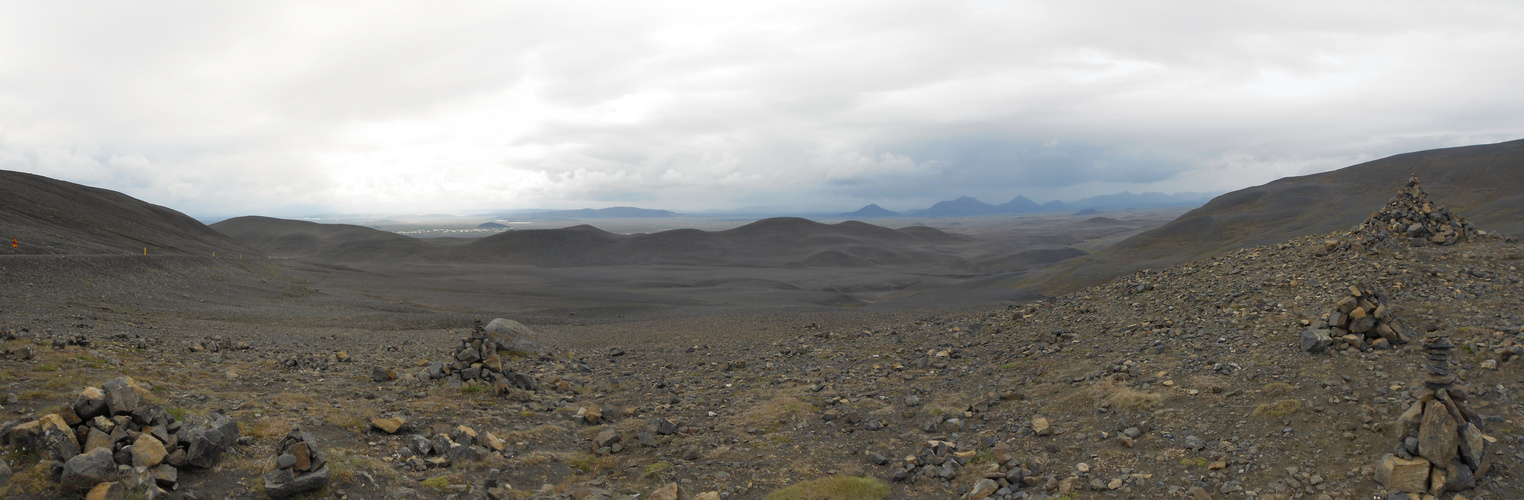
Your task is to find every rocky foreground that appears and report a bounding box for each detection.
[3,187,1524,499]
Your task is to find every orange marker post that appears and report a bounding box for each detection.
[10,238,16,248]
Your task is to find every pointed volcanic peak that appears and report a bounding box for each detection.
[1351,177,1482,247]
[1018,139,1524,295]
[919,196,1002,217]
[998,195,1041,213]
[841,204,899,218]
[0,170,256,256]
[211,216,432,262]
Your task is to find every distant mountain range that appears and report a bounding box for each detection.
[843,191,1219,218]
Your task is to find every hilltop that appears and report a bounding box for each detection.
[0,170,255,256]
[1021,139,1524,296]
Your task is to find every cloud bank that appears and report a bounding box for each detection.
[2,1,1522,217]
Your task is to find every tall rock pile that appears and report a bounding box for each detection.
[0,377,240,497]
[1301,285,1410,354]
[1376,336,1496,494]
[415,319,541,395]
[1354,177,1480,248]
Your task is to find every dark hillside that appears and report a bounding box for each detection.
[0,170,255,256]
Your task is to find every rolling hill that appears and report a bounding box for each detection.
[1018,138,1524,295]
[0,170,256,256]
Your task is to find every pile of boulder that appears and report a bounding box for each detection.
[413,319,542,395]
[369,415,507,472]
[262,429,328,498]
[889,439,1044,491]
[0,376,240,497]
[1354,177,1480,247]
[1301,285,1410,354]
[1376,336,1496,495]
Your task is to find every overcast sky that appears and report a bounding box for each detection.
[2,1,1522,218]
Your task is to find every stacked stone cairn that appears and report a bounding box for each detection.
[1301,285,1410,354]
[415,319,541,395]
[262,429,328,498]
[1376,336,1496,495]
[0,376,240,498]
[1353,176,1480,248]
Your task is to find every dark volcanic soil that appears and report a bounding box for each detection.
[3,225,1523,499]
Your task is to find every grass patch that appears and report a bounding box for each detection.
[2,461,61,497]
[999,362,1021,370]
[565,452,617,473]
[1254,399,1302,417]
[740,393,815,431]
[1096,381,1164,409]
[1179,457,1208,468]
[1263,382,1293,395]
[644,461,673,479]
[419,474,465,492]
[764,475,890,500]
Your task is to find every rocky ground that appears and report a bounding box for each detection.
[3,209,1524,499]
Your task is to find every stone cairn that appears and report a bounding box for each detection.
[1300,285,1410,354]
[413,319,541,395]
[1353,176,1480,248]
[262,429,328,499]
[0,376,240,498]
[1376,336,1496,495]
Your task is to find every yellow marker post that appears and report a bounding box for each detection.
[143,248,147,256]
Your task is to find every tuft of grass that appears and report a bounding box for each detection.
[999,362,1021,370]
[764,475,890,500]
[1095,381,1163,409]
[419,475,459,492]
[740,393,815,431]
[565,452,618,473]
[644,461,673,479]
[1254,399,1302,417]
[1262,382,1293,395]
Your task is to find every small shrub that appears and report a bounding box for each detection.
[419,475,454,491]
[644,461,672,479]
[765,475,890,500]
[1255,399,1302,417]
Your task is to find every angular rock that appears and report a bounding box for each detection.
[132,433,168,467]
[651,418,679,436]
[371,367,396,383]
[42,428,81,461]
[101,377,143,416]
[61,447,119,491]
[648,483,686,500]
[185,412,240,469]
[964,478,999,499]
[1031,417,1052,436]
[483,318,541,354]
[150,463,177,488]
[1445,458,1474,491]
[370,416,407,434]
[595,427,621,448]
[85,481,124,500]
[74,387,109,420]
[408,434,433,456]
[1375,453,1430,494]
[1300,328,1332,353]
[264,465,329,499]
[83,427,112,454]
[1418,400,1458,466]
[480,430,506,453]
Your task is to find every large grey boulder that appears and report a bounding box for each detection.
[184,412,240,468]
[101,377,143,416]
[60,447,118,490]
[1300,328,1331,353]
[484,318,541,354]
